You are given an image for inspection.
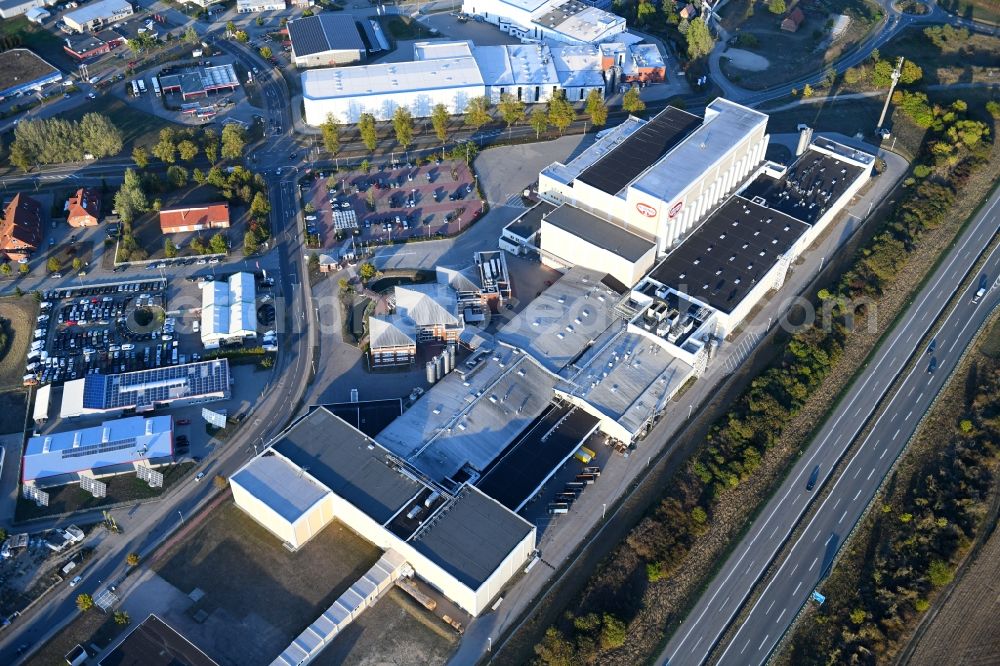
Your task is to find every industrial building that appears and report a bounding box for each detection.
[0,0,53,20]
[200,272,257,349]
[236,0,285,12]
[157,64,240,100]
[288,14,367,68]
[60,360,231,418]
[0,49,62,99]
[22,415,173,488]
[368,315,417,367]
[302,39,627,124]
[100,614,218,666]
[526,99,873,338]
[63,0,134,33]
[539,98,770,257]
[230,407,536,618]
[462,0,627,45]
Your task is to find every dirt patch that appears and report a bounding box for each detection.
[313,588,459,666]
[153,502,382,666]
[724,48,770,72]
[0,295,39,390]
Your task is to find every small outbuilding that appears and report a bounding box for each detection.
[781,7,805,32]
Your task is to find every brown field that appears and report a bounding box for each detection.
[903,510,1000,665]
[0,295,39,389]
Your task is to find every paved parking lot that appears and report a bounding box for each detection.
[303,160,484,253]
[30,279,177,385]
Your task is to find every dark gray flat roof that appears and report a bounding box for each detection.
[504,201,555,241]
[740,150,865,225]
[273,408,421,524]
[649,195,809,314]
[289,14,365,58]
[544,204,654,262]
[577,106,701,195]
[99,614,218,666]
[411,486,534,588]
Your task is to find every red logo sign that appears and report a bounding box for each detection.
[635,202,657,218]
[668,201,684,218]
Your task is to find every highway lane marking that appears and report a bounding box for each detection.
[666,201,1000,663]
[693,637,703,651]
[758,635,770,651]
[854,489,862,501]
[809,557,818,571]
[745,561,755,575]
[905,332,914,343]
[723,596,730,608]
[854,467,861,478]
[776,608,786,624]
[770,524,780,539]
[838,510,848,524]
[880,448,888,460]
[908,385,915,396]
[766,599,775,614]
[832,498,841,511]
[893,428,900,439]
[906,411,913,420]
[868,469,876,480]
[812,531,820,542]
[916,392,924,402]
[742,638,752,654]
[790,564,798,575]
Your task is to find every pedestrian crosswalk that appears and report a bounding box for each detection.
[503,194,527,209]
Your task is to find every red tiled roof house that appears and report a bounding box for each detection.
[66,188,101,227]
[781,7,805,32]
[0,193,43,262]
[159,203,230,234]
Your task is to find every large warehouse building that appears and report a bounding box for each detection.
[525,98,874,336]
[60,360,231,418]
[63,0,133,33]
[462,0,627,44]
[302,38,651,124]
[288,14,367,68]
[0,49,62,99]
[231,407,536,618]
[23,415,173,488]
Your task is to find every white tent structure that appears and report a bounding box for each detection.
[201,272,257,349]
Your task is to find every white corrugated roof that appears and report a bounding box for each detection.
[394,283,460,328]
[302,56,484,101]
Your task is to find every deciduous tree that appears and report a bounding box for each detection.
[585,89,608,127]
[464,96,492,131]
[623,85,645,113]
[431,103,450,143]
[358,113,378,152]
[685,17,715,59]
[320,113,340,155]
[392,107,414,149]
[547,92,575,134]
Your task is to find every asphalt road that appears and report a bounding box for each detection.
[660,187,1000,666]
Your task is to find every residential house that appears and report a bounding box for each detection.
[0,193,43,262]
[781,7,805,32]
[159,203,230,234]
[66,188,101,227]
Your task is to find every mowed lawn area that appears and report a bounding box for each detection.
[153,502,381,666]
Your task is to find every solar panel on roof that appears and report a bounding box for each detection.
[578,107,702,195]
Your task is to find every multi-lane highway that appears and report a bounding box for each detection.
[661,187,1000,666]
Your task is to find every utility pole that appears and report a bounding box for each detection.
[876,56,904,134]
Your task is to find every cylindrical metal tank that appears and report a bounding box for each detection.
[425,360,436,384]
[442,349,452,374]
[447,343,456,370]
[434,354,444,380]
